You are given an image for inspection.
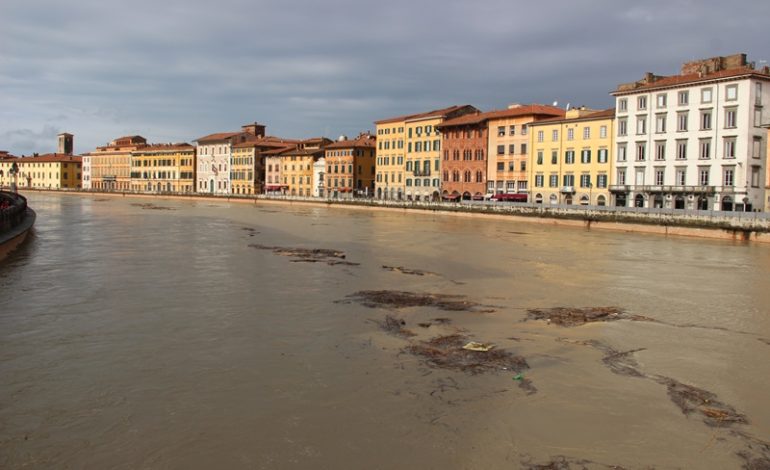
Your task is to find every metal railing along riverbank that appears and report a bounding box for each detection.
[16,187,770,232]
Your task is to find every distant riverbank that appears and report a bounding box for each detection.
[19,188,770,244]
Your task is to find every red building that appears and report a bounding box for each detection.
[437,113,489,200]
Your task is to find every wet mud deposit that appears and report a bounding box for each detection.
[527,306,653,326]
[130,202,175,210]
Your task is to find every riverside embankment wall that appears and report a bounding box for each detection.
[19,188,770,244]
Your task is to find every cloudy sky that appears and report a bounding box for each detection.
[1,0,768,155]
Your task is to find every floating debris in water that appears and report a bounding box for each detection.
[661,377,747,428]
[341,290,495,312]
[131,203,175,210]
[381,265,438,277]
[373,315,416,338]
[249,244,359,266]
[405,333,529,378]
[527,306,652,326]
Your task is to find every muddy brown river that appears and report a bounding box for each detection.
[1,192,769,469]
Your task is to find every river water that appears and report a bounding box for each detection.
[1,192,769,469]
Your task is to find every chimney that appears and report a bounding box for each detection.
[58,133,73,155]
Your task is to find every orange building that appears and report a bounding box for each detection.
[323,133,376,198]
[279,138,331,197]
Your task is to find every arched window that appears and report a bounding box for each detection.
[443,171,449,182]
[463,171,471,182]
[475,171,483,182]
[452,171,460,182]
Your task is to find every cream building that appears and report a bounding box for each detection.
[130,144,196,193]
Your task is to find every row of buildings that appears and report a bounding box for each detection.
[1,53,769,211]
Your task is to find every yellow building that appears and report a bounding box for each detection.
[129,144,196,193]
[529,108,615,206]
[765,126,770,212]
[0,152,19,189]
[373,116,406,200]
[14,154,83,189]
[486,104,564,196]
[281,138,331,196]
[324,133,376,198]
[88,135,147,191]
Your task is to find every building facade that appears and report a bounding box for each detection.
[13,154,82,189]
[0,152,19,188]
[374,116,406,200]
[529,108,615,206]
[324,133,376,198]
[404,105,478,201]
[87,135,147,191]
[195,123,266,195]
[611,54,770,211]
[130,144,196,193]
[264,147,292,194]
[280,138,331,197]
[486,104,565,196]
[436,113,488,200]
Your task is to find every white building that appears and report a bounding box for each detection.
[81,154,91,189]
[611,54,770,211]
[194,123,265,195]
[313,156,326,197]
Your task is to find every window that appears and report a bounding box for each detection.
[701,87,713,103]
[655,141,666,161]
[723,167,734,187]
[726,85,738,101]
[563,174,575,187]
[551,150,558,164]
[497,145,505,155]
[537,130,544,142]
[580,149,591,163]
[565,150,575,164]
[676,168,686,186]
[618,98,628,112]
[638,96,647,110]
[600,125,607,138]
[700,111,712,130]
[617,144,627,162]
[678,91,689,106]
[756,82,763,106]
[567,128,574,141]
[655,168,665,185]
[583,127,590,139]
[598,148,608,163]
[676,140,687,160]
[509,144,516,155]
[637,116,647,134]
[724,138,737,159]
[655,115,666,133]
[756,108,763,127]
[549,174,558,187]
[521,124,528,135]
[699,167,710,186]
[552,130,558,141]
[636,142,646,161]
[497,126,505,137]
[724,108,737,128]
[753,137,762,159]
[536,151,544,165]
[618,119,627,136]
[580,174,591,188]
[751,166,761,187]
[699,139,711,160]
[521,143,527,154]
[617,168,626,185]
[497,162,504,171]
[657,93,667,108]
[596,174,607,188]
[509,125,516,135]
[677,112,688,131]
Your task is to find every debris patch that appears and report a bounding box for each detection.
[382,265,438,276]
[660,377,747,427]
[405,334,528,376]
[527,306,652,326]
[520,455,627,470]
[341,290,494,312]
[374,315,416,338]
[249,244,359,266]
[131,203,175,210]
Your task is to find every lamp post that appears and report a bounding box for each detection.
[589,182,593,206]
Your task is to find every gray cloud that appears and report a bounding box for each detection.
[1,0,768,155]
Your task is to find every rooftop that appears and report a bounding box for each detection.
[16,153,83,163]
[375,104,476,125]
[438,104,565,128]
[528,107,615,126]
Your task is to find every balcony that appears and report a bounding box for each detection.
[413,169,431,177]
[560,186,575,194]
